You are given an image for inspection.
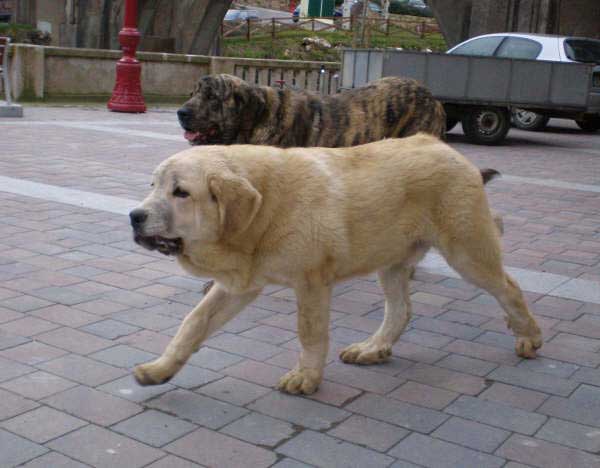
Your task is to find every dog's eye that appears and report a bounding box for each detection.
[173,187,190,198]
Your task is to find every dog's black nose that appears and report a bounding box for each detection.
[177,107,192,124]
[129,209,148,228]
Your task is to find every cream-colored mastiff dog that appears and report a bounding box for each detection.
[129,134,542,395]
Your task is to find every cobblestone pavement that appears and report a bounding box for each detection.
[0,106,599,467]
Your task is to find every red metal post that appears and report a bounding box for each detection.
[108,0,146,113]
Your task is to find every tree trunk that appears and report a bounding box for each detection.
[189,0,233,55]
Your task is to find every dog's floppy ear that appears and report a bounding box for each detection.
[208,171,262,240]
[233,81,266,121]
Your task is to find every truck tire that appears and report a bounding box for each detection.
[462,107,511,145]
[575,115,600,132]
[512,109,549,131]
[446,118,459,132]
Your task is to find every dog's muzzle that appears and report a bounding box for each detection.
[129,209,183,256]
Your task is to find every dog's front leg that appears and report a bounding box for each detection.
[278,283,332,395]
[134,283,260,386]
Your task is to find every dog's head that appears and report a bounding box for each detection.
[177,74,267,145]
[130,148,262,255]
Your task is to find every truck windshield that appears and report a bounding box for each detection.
[564,39,600,64]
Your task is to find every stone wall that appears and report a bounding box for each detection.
[8,44,340,102]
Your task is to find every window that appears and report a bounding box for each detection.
[495,37,542,60]
[449,36,504,57]
[564,39,600,64]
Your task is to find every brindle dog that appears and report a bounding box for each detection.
[177,74,446,146]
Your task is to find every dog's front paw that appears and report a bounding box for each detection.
[515,334,542,359]
[277,367,322,395]
[133,360,175,386]
[339,341,392,364]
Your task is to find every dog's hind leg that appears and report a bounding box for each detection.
[340,258,421,365]
[134,283,260,386]
[437,222,542,358]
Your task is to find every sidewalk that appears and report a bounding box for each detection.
[0,106,599,467]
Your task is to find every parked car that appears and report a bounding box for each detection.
[389,0,433,17]
[224,9,259,22]
[448,33,600,131]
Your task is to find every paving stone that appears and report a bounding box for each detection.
[148,388,248,429]
[81,318,141,339]
[0,355,35,382]
[221,412,295,447]
[388,381,459,410]
[145,455,204,468]
[436,353,498,377]
[517,356,579,378]
[277,430,394,468]
[1,406,87,443]
[0,329,30,350]
[0,371,77,400]
[48,424,164,468]
[112,410,196,447]
[36,327,113,355]
[248,392,350,430]
[198,376,271,406]
[165,427,277,467]
[205,333,284,361]
[43,385,142,426]
[445,395,547,435]
[388,432,505,468]
[306,379,363,406]
[536,417,600,453]
[186,347,245,371]
[0,428,48,467]
[168,364,222,389]
[479,382,548,411]
[73,298,130,316]
[18,451,89,468]
[271,459,313,468]
[38,354,127,386]
[538,384,600,427]
[223,359,287,388]
[401,328,455,349]
[89,344,157,368]
[111,309,180,331]
[537,341,600,367]
[488,365,578,396]
[397,363,487,395]
[30,304,100,327]
[323,362,404,394]
[0,388,39,420]
[327,415,409,452]
[549,332,600,352]
[412,317,483,340]
[240,324,298,344]
[0,316,60,336]
[432,416,510,453]
[437,309,491,327]
[392,341,449,364]
[1,295,53,312]
[98,374,175,402]
[346,393,449,433]
[496,434,600,468]
[0,307,24,324]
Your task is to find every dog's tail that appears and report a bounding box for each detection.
[481,168,500,185]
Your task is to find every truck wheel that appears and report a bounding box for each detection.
[446,118,458,132]
[512,109,549,131]
[462,107,511,145]
[575,116,600,132]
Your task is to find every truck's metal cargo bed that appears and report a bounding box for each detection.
[341,49,597,112]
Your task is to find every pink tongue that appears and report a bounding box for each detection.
[184,131,200,141]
